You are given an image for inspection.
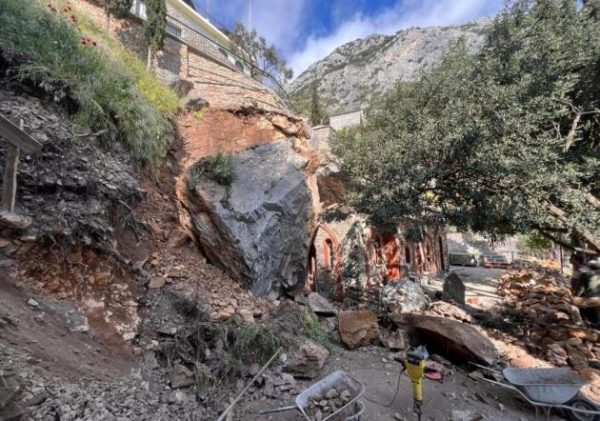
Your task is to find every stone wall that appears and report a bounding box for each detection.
[73,0,285,111]
[329,110,364,131]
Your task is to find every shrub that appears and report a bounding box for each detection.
[0,0,178,167]
[303,309,330,348]
[188,152,235,190]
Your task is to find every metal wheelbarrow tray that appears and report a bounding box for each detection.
[259,370,365,421]
[472,364,600,419]
[503,367,585,404]
[296,370,365,421]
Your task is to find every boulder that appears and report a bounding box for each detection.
[338,310,380,349]
[394,314,498,365]
[380,328,409,350]
[188,140,315,296]
[296,293,337,316]
[283,340,329,379]
[426,301,473,323]
[381,280,429,314]
[170,364,195,389]
[271,115,299,136]
[443,272,466,305]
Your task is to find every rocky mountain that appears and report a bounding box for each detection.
[290,19,491,114]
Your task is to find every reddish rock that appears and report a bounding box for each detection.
[338,310,380,349]
[283,340,329,379]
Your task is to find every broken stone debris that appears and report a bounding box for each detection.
[283,340,329,379]
[305,387,353,420]
[498,270,600,374]
[443,272,466,305]
[380,328,408,350]
[498,269,600,401]
[449,409,484,421]
[169,364,195,389]
[338,310,380,349]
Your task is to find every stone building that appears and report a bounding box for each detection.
[306,216,448,304]
[73,0,285,110]
[308,112,448,306]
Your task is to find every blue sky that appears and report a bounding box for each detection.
[193,0,504,77]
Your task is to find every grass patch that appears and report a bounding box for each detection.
[303,310,330,348]
[0,0,178,167]
[188,151,235,190]
[233,323,281,365]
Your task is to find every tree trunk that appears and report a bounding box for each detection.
[146,46,153,71]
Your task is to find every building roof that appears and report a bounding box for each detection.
[168,0,231,47]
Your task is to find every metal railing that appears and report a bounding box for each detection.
[142,9,297,112]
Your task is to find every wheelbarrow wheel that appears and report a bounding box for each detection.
[565,398,600,421]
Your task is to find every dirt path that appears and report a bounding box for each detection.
[242,343,565,421]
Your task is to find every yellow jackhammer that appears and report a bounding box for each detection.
[398,345,443,421]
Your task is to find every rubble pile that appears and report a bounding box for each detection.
[305,387,353,421]
[498,270,600,383]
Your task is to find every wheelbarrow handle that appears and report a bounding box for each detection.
[258,404,297,415]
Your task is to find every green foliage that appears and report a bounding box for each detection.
[230,22,293,84]
[309,81,328,126]
[188,152,235,190]
[0,0,176,167]
[144,0,167,64]
[233,324,281,365]
[102,0,133,17]
[520,232,553,252]
[333,0,600,252]
[303,310,330,348]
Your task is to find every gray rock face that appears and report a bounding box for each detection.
[189,140,314,296]
[290,19,490,113]
[381,280,429,314]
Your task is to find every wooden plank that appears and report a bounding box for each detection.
[1,143,19,212]
[0,114,42,153]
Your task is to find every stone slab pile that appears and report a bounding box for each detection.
[498,270,600,392]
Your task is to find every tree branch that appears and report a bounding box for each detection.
[547,202,600,253]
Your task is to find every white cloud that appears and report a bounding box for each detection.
[198,0,308,53]
[288,0,502,77]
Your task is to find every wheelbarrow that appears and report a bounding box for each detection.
[471,364,600,420]
[259,370,366,421]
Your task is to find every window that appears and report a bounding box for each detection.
[235,60,244,72]
[323,239,334,270]
[130,0,147,19]
[405,246,412,264]
[166,22,182,38]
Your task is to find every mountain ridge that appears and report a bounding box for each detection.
[290,18,491,114]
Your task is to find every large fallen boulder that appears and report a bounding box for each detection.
[394,314,498,365]
[338,310,380,349]
[188,140,315,296]
[381,280,429,314]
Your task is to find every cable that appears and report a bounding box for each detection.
[341,365,406,408]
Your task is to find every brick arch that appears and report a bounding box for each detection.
[306,223,343,301]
